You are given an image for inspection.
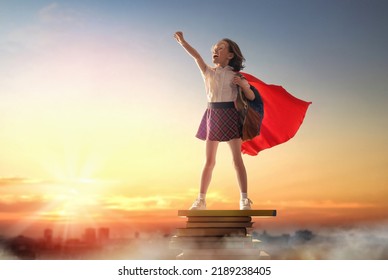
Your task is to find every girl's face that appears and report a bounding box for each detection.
[212,41,234,67]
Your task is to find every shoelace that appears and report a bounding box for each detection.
[241,198,253,205]
[193,199,205,206]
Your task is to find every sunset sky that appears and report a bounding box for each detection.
[1,0,387,238]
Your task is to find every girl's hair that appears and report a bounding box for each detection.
[222,38,245,72]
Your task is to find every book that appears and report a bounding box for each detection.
[170,240,260,250]
[175,227,247,237]
[170,235,253,242]
[187,216,252,222]
[186,222,254,228]
[178,210,277,217]
[172,209,276,260]
[182,248,263,256]
[176,250,270,260]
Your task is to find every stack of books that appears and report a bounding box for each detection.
[170,210,277,260]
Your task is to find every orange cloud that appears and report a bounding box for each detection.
[0,177,34,187]
[262,200,378,210]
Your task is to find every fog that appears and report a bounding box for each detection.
[1,222,388,260]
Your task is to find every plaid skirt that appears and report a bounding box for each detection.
[196,102,242,142]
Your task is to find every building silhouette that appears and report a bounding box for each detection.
[83,228,97,244]
[98,227,110,244]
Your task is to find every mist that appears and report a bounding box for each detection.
[1,222,388,260]
[258,222,388,260]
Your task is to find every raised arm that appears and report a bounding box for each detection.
[174,31,207,74]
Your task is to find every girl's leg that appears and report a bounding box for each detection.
[228,138,247,193]
[190,140,219,210]
[228,138,252,209]
[200,140,219,194]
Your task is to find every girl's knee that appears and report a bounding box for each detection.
[204,158,216,170]
[232,157,244,169]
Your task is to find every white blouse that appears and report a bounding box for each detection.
[202,65,249,103]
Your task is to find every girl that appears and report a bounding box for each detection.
[174,31,255,210]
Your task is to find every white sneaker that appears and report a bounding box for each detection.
[189,198,206,210]
[240,198,253,210]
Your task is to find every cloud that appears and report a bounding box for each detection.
[322,225,388,259]
[102,194,184,211]
[1,2,84,58]
[278,222,388,260]
[0,200,44,213]
[0,177,37,187]
[38,2,81,25]
[263,199,378,209]
[0,193,46,213]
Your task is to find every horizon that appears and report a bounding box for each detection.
[0,208,385,240]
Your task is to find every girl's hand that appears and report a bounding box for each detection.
[174,31,185,44]
[232,75,244,87]
[174,31,207,74]
[233,75,255,100]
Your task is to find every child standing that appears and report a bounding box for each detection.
[174,31,255,210]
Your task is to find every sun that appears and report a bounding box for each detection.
[53,186,99,219]
[10,177,107,239]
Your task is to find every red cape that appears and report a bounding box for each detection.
[240,72,312,156]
